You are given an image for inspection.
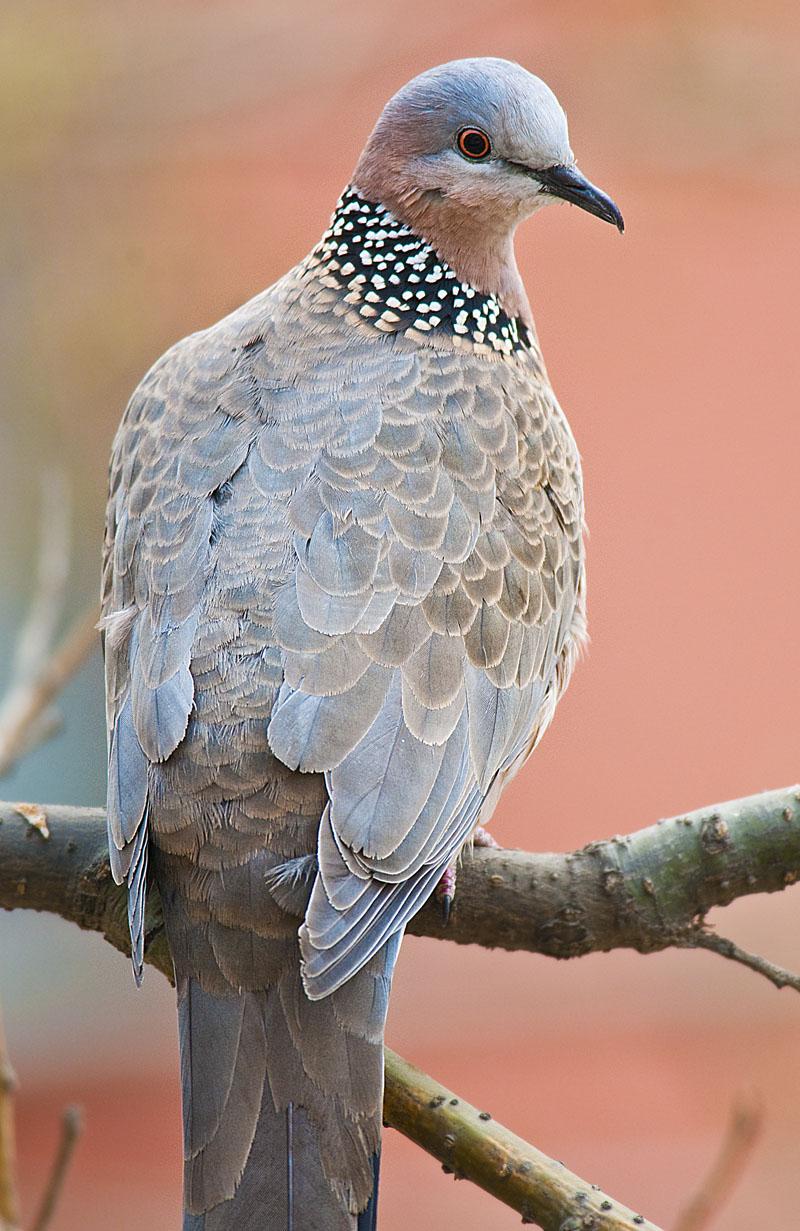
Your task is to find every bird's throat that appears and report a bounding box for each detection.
[305,188,533,357]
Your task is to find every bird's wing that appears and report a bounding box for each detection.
[258,337,584,997]
[101,325,257,980]
[102,289,582,998]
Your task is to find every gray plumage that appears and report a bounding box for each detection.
[102,56,621,1229]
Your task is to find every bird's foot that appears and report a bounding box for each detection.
[435,830,500,924]
[435,864,457,926]
[472,825,500,849]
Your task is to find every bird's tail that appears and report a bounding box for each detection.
[175,943,398,1231]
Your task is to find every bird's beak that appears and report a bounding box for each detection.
[533,164,624,233]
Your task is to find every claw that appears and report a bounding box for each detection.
[435,864,457,926]
[472,826,500,849]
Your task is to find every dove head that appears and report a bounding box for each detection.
[353,58,622,323]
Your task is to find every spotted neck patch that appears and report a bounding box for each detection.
[305,187,533,356]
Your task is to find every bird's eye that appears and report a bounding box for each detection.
[456,127,492,161]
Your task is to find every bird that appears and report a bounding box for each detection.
[101,56,622,1231]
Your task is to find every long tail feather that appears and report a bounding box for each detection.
[176,935,397,1231]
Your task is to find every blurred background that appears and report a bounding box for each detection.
[1,1,799,1227]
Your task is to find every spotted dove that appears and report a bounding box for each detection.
[102,56,622,1231]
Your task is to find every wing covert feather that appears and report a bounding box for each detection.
[257,344,585,998]
[104,294,585,1004]
[102,331,266,973]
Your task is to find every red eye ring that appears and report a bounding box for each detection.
[456,127,492,161]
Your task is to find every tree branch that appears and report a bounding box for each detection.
[0,607,98,780]
[0,1001,83,1231]
[2,789,798,1230]
[684,931,800,992]
[0,468,98,782]
[416,787,800,980]
[673,1099,762,1231]
[0,1006,20,1231]
[383,1050,660,1230]
[0,802,667,1231]
[29,1106,82,1231]
[2,788,799,985]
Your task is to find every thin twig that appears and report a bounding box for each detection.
[685,930,800,992]
[384,1049,661,1230]
[9,473,70,691]
[29,1106,83,1231]
[0,1005,20,1231]
[673,1099,762,1231]
[0,605,98,780]
[0,467,98,781]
